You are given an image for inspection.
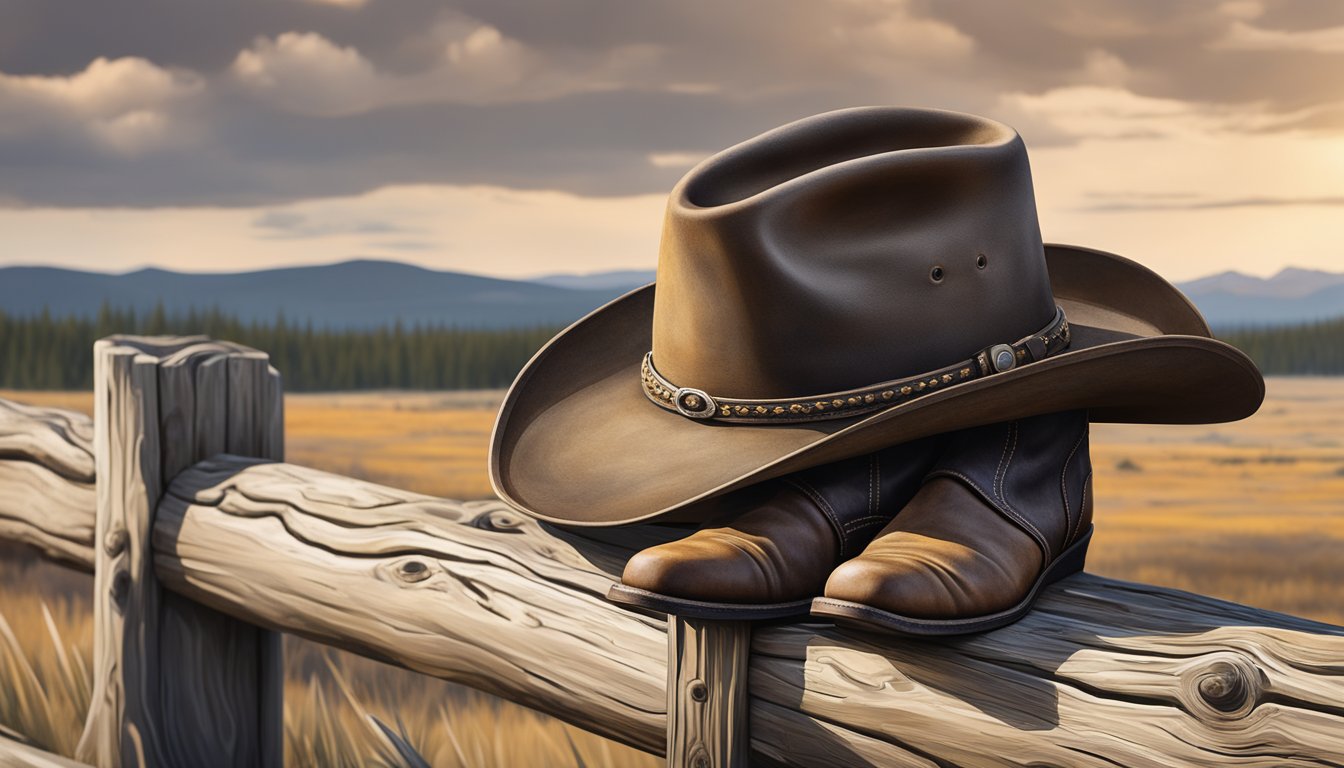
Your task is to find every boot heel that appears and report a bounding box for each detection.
[1045,525,1092,587]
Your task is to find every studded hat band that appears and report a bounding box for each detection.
[642,306,1071,423]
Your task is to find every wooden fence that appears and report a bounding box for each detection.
[1,335,1342,767]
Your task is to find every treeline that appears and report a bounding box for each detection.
[0,305,558,391]
[1,305,1342,391]
[1218,316,1344,376]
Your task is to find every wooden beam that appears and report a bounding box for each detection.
[4,394,1344,766]
[666,618,751,768]
[152,456,1344,766]
[77,340,163,767]
[76,337,283,768]
[0,399,94,569]
[153,456,677,754]
[749,585,1344,767]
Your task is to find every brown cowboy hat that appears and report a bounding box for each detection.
[488,106,1264,527]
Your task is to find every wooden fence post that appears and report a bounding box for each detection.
[666,617,751,768]
[77,336,284,768]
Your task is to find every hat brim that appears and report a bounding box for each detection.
[489,244,1263,526]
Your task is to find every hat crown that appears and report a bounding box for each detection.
[651,106,1057,399]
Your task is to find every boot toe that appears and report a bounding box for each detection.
[621,535,775,603]
[825,534,1023,619]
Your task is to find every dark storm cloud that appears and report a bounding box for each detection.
[0,0,448,75]
[1,0,1342,208]
[0,88,844,206]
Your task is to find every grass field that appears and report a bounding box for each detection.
[2,378,1342,764]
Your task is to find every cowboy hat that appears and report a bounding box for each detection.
[488,106,1263,527]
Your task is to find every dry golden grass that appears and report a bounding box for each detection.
[0,390,92,415]
[1088,378,1344,624]
[0,389,502,500]
[2,378,1341,763]
[282,391,502,500]
[0,549,659,767]
[0,555,91,756]
[282,648,655,768]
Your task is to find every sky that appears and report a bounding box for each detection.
[1,0,1343,281]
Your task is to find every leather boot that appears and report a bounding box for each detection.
[607,435,945,619]
[813,410,1093,635]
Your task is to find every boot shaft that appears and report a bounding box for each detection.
[785,434,947,558]
[926,410,1092,561]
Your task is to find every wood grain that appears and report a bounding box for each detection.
[75,337,284,768]
[151,456,1344,766]
[666,617,751,768]
[0,399,95,569]
[156,343,283,768]
[750,579,1344,767]
[77,341,164,767]
[3,392,1343,766]
[153,456,677,754]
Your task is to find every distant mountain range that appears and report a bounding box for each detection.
[1176,267,1344,327]
[0,260,1339,329]
[0,261,649,329]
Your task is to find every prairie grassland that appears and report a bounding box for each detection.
[1088,378,1344,624]
[1,378,1341,764]
[0,388,504,501]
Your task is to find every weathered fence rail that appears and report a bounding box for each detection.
[1,335,1343,767]
[0,398,95,569]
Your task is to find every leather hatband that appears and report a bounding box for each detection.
[642,306,1071,424]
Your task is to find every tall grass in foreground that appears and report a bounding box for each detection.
[0,552,660,767]
[283,651,648,768]
[0,589,90,756]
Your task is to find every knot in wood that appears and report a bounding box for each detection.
[396,558,433,583]
[470,508,523,532]
[1196,660,1251,713]
[103,527,127,556]
[688,678,708,703]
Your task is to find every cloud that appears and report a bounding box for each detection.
[368,239,437,251]
[231,32,381,116]
[296,0,367,8]
[646,152,707,169]
[829,0,975,66]
[251,209,411,238]
[1218,1,1264,21]
[1078,194,1344,212]
[228,20,664,116]
[1214,20,1344,53]
[999,85,1326,141]
[0,56,202,154]
[1076,49,1129,87]
[3,0,1344,212]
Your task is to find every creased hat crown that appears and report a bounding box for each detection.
[651,106,1056,399]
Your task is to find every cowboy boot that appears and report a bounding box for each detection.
[813,410,1093,635]
[607,435,946,619]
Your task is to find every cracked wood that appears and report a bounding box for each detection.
[2,394,1343,765]
[153,455,1344,766]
